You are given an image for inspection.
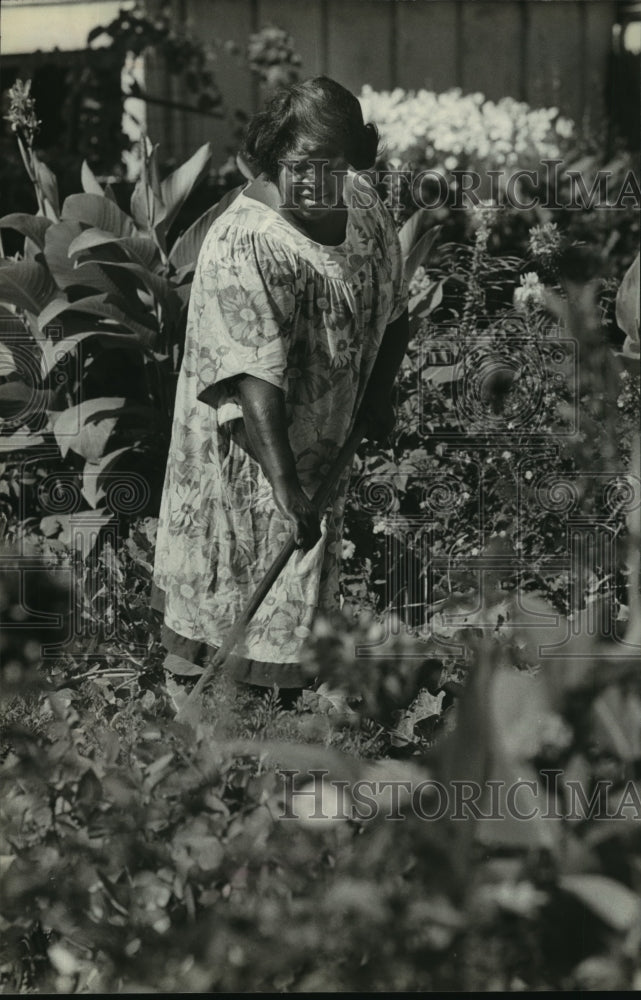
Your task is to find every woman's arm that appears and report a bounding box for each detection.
[358,308,410,441]
[235,309,409,541]
[236,374,321,551]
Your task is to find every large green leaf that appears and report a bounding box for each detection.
[23,236,40,264]
[398,209,430,254]
[0,304,32,375]
[0,341,17,377]
[408,280,445,336]
[43,221,125,298]
[43,221,86,290]
[0,378,51,419]
[75,258,177,311]
[0,312,26,338]
[160,142,211,235]
[0,259,57,314]
[103,184,119,205]
[169,186,242,272]
[0,213,53,250]
[33,154,60,220]
[68,229,162,271]
[61,194,136,239]
[38,294,157,347]
[0,428,46,453]
[409,279,444,318]
[81,161,105,197]
[422,362,462,386]
[560,875,641,931]
[130,141,166,235]
[403,222,442,282]
[39,509,114,554]
[40,330,144,377]
[50,396,158,461]
[173,282,192,309]
[131,179,166,236]
[592,686,641,762]
[82,445,135,508]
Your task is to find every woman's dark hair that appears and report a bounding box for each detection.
[241,76,379,180]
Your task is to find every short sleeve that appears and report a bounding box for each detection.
[194,229,296,416]
[379,205,409,324]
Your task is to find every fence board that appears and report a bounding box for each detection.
[460,0,522,101]
[396,0,459,91]
[174,0,619,166]
[182,0,255,163]
[143,49,170,156]
[326,0,393,92]
[257,0,324,78]
[526,0,584,120]
[584,0,617,130]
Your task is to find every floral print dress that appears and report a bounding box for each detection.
[153,171,407,685]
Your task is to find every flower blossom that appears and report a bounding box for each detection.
[513,272,546,311]
[358,85,574,177]
[528,221,563,261]
[4,79,40,142]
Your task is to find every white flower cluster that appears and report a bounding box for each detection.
[359,85,574,173]
[528,221,563,259]
[513,272,546,311]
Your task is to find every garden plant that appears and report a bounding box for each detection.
[0,63,640,994]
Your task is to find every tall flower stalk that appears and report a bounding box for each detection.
[460,202,496,334]
[4,79,60,221]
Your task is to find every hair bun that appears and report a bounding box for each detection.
[351,122,379,170]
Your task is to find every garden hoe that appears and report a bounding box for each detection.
[176,416,369,728]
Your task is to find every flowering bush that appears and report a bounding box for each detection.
[340,203,639,644]
[359,85,574,175]
[1,76,640,997]
[513,271,546,311]
[245,26,302,89]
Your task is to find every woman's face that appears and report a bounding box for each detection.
[277,140,349,222]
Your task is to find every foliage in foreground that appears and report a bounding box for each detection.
[1,69,640,995]
[2,536,641,992]
[1,272,641,992]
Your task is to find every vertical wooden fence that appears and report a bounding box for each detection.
[146,0,618,163]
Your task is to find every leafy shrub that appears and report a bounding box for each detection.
[1,76,640,997]
[340,203,639,642]
[2,390,641,992]
[0,80,241,556]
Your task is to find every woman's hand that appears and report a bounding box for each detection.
[237,375,321,550]
[272,475,321,551]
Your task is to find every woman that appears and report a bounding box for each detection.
[152,76,409,691]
